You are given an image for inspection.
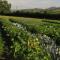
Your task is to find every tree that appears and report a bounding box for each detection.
[0,0,11,14]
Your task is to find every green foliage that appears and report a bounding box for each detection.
[0,18,52,60]
[0,0,11,14]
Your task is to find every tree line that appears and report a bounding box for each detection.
[0,0,60,20]
[8,10,60,20]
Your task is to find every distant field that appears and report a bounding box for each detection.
[0,16,60,24]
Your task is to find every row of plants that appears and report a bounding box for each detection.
[9,18,60,46]
[0,18,52,60]
[10,18,60,60]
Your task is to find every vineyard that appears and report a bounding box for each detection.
[0,16,60,60]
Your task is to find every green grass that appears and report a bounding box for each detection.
[47,9,60,14]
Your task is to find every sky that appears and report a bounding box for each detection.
[7,0,60,10]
